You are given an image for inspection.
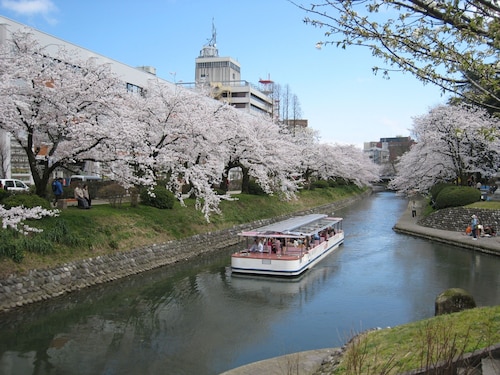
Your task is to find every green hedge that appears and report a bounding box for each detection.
[434,186,481,209]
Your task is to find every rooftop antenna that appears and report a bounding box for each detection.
[200,18,218,57]
[208,18,216,47]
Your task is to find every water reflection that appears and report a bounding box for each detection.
[1,192,500,375]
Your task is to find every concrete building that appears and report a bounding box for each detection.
[364,136,414,165]
[186,22,274,117]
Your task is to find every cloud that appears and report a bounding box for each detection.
[2,0,57,23]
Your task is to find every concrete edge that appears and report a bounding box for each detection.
[219,348,339,375]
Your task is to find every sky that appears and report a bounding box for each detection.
[0,0,447,148]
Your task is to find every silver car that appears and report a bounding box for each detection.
[0,178,30,192]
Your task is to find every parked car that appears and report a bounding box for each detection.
[69,175,102,184]
[0,178,30,192]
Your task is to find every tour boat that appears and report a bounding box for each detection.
[231,214,344,277]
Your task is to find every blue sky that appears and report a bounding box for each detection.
[0,0,447,148]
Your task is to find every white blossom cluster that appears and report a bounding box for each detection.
[0,31,379,222]
[0,205,59,235]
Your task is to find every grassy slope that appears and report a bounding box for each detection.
[334,305,500,374]
[0,186,360,277]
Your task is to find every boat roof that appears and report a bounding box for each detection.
[239,214,342,238]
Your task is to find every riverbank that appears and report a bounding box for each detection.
[0,191,370,313]
[222,198,500,375]
[392,198,500,256]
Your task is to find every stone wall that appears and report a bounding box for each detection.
[418,207,500,232]
[0,192,368,312]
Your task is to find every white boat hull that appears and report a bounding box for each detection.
[231,232,344,277]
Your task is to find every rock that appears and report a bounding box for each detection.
[435,288,476,316]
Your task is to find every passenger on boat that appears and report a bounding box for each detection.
[273,238,281,254]
[257,240,264,252]
[250,239,259,252]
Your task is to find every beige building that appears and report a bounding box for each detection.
[190,24,274,117]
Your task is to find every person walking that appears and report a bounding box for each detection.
[51,178,64,207]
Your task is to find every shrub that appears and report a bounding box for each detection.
[434,186,481,209]
[2,194,51,209]
[430,182,454,203]
[140,185,175,209]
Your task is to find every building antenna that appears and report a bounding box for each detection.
[207,17,216,48]
[200,18,218,57]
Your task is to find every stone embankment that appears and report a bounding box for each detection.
[0,192,368,313]
[418,206,500,232]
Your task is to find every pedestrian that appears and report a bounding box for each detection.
[82,184,91,207]
[411,200,417,218]
[51,177,63,206]
[471,215,479,240]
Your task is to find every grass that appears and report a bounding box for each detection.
[0,185,363,278]
[333,306,500,374]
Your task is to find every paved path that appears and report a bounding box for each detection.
[393,199,500,257]
[221,199,500,375]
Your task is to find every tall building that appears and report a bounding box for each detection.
[190,22,274,116]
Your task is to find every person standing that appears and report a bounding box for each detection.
[471,215,479,240]
[411,200,417,218]
[52,178,63,206]
[82,184,91,207]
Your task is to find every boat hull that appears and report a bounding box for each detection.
[231,233,344,277]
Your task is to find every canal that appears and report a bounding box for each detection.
[0,191,499,375]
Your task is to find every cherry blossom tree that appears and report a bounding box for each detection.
[110,79,237,220]
[222,110,303,198]
[290,126,379,187]
[0,31,127,198]
[323,143,381,186]
[389,104,500,193]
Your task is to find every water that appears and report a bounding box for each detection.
[1,192,499,375]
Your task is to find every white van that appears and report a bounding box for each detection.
[69,175,102,184]
[0,178,30,192]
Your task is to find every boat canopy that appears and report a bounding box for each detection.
[239,214,342,238]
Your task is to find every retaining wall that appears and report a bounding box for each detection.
[0,192,368,313]
[418,207,500,232]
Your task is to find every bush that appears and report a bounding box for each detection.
[434,186,481,209]
[140,185,175,209]
[2,194,51,209]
